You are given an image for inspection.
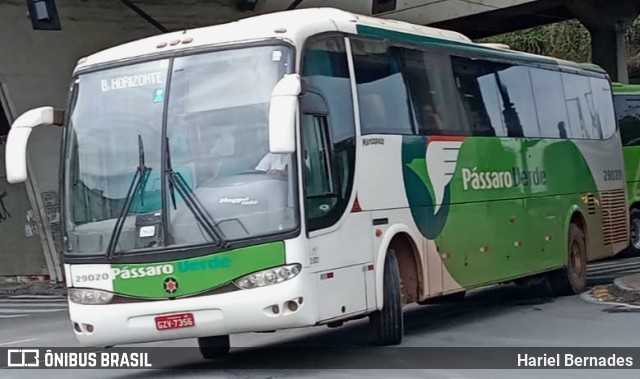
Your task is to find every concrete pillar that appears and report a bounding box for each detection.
[588,22,629,83]
[616,23,630,84]
[567,0,640,84]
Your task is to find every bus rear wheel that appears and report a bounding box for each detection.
[548,222,587,296]
[197,335,230,360]
[369,249,403,346]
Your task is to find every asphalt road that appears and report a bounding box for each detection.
[1,262,640,378]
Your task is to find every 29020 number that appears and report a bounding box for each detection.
[604,169,623,181]
[74,273,110,283]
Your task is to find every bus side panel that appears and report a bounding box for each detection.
[526,194,598,272]
[623,146,640,207]
[524,195,573,272]
[400,135,615,289]
[355,135,465,302]
[357,134,623,293]
[316,265,368,321]
[437,199,525,289]
[614,91,640,208]
[308,211,373,322]
[573,137,629,258]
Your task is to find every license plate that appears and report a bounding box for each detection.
[155,313,195,331]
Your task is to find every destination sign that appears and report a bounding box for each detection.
[100,72,164,92]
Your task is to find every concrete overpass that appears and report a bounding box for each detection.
[0,0,639,282]
[262,0,640,84]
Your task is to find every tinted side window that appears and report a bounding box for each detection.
[301,37,357,231]
[451,57,504,137]
[400,47,452,136]
[351,39,414,135]
[589,78,615,140]
[530,68,570,138]
[453,57,542,137]
[615,95,640,146]
[561,73,600,139]
[494,65,540,138]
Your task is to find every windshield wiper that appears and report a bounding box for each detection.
[105,135,152,260]
[164,137,228,248]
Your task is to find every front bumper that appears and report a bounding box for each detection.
[69,273,317,347]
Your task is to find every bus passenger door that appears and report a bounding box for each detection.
[300,36,372,322]
[301,102,370,321]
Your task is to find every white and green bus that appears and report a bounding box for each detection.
[612,83,640,254]
[4,8,629,358]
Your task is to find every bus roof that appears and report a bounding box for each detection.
[612,82,640,94]
[73,7,607,77]
[575,62,608,74]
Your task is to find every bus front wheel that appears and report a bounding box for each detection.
[369,249,404,346]
[547,222,587,296]
[197,335,230,360]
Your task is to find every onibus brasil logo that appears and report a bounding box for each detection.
[7,349,152,368]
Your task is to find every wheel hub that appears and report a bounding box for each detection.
[570,240,584,282]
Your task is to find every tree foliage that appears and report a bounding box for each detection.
[482,17,640,66]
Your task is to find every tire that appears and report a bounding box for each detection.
[626,208,640,256]
[197,335,230,360]
[547,222,587,296]
[369,249,403,346]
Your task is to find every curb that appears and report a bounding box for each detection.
[580,288,640,308]
[611,274,640,304]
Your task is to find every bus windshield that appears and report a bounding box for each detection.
[64,45,297,256]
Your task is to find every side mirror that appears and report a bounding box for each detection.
[5,106,65,183]
[268,74,301,154]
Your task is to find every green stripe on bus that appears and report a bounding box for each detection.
[613,82,640,94]
[111,241,286,299]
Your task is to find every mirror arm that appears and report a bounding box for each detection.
[10,106,65,130]
[53,108,66,127]
[4,106,65,184]
[300,78,307,96]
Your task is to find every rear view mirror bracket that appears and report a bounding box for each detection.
[4,106,65,183]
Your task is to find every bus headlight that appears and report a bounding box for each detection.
[233,264,301,290]
[69,289,114,305]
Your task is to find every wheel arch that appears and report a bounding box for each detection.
[562,205,588,265]
[374,225,423,310]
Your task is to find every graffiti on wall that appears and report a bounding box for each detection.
[24,209,38,237]
[0,189,11,224]
[41,191,62,253]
